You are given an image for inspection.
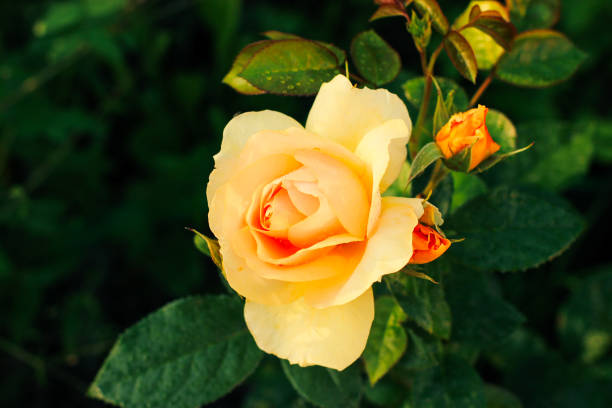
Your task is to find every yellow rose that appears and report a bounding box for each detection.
[207,75,442,370]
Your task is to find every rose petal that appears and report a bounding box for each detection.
[303,197,422,308]
[288,194,344,248]
[221,238,303,305]
[207,110,302,204]
[242,128,367,181]
[306,75,411,152]
[233,226,363,281]
[244,288,374,371]
[209,154,301,239]
[294,149,369,239]
[355,119,410,236]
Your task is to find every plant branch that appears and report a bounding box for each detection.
[410,41,445,158]
[421,160,449,197]
[469,66,496,107]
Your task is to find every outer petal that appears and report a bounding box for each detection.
[303,197,423,308]
[221,239,304,305]
[207,110,302,204]
[355,119,410,236]
[233,226,364,282]
[306,75,412,152]
[244,288,374,371]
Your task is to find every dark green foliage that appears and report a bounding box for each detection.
[408,354,486,407]
[0,0,611,407]
[363,296,408,385]
[497,30,587,87]
[351,30,401,86]
[281,361,363,408]
[445,266,526,348]
[385,266,451,340]
[89,296,263,407]
[446,186,584,272]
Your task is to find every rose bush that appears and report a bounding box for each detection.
[206,75,448,370]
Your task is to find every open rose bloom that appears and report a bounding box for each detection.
[207,75,449,370]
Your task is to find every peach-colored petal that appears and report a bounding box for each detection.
[232,226,363,282]
[221,238,303,305]
[355,119,410,236]
[244,288,374,371]
[209,154,300,239]
[207,111,302,204]
[294,149,369,238]
[306,75,412,152]
[288,194,344,248]
[241,128,367,182]
[303,197,421,308]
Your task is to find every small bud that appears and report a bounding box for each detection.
[435,105,500,172]
[409,224,451,264]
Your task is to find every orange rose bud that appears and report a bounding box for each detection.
[409,224,451,264]
[435,105,500,171]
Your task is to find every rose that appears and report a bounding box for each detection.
[207,75,446,370]
[435,105,500,171]
[409,224,451,264]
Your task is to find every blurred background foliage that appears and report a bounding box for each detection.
[0,0,611,406]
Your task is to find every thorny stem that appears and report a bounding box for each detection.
[410,41,445,159]
[421,160,449,198]
[469,66,497,107]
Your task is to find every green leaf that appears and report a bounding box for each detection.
[407,142,443,185]
[350,30,401,86]
[413,0,449,34]
[190,229,222,270]
[432,80,453,134]
[445,267,525,349]
[590,119,612,163]
[497,30,587,87]
[262,31,347,65]
[385,266,451,339]
[558,266,612,363]
[402,76,468,117]
[399,326,443,373]
[33,2,83,37]
[467,9,517,51]
[223,41,269,95]
[363,296,408,385]
[408,10,432,52]
[484,120,594,191]
[364,378,405,407]
[484,384,523,408]
[450,172,487,213]
[84,0,126,17]
[510,0,560,32]
[236,39,342,96]
[427,172,454,216]
[281,361,363,408]
[242,359,304,408]
[88,295,263,408]
[409,354,486,408]
[446,186,584,272]
[262,30,302,40]
[384,160,411,197]
[486,109,517,152]
[370,5,409,22]
[452,1,512,70]
[444,31,478,83]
